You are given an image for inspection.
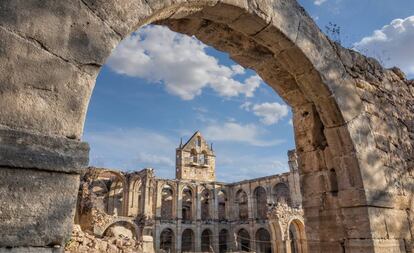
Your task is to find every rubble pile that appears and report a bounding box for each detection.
[65,225,142,253]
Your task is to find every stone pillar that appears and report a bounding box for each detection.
[142,235,155,253]
[0,129,89,251]
[154,225,161,252]
[177,184,183,220]
[155,182,162,218]
[195,224,201,252]
[176,225,182,253]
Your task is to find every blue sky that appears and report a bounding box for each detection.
[83,1,414,182]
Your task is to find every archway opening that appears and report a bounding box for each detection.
[201,189,211,220]
[218,190,227,221]
[182,228,195,252]
[81,1,363,252]
[236,190,249,221]
[288,219,307,253]
[128,177,142,216]
[160,228,175,253]
[237,228,251,252]
[103,221,137,240]
[219,229,229,253]
[254,186,268,219]
[255,228,272,253]
[201,229,213,252]
[182,186,193,222]
[108,178,124,216]
[161,185,174,220]
[273,183,292,207]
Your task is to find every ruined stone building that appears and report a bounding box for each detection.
[3,1,414,252]
[74,132,306,252]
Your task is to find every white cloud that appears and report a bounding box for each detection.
[242,102,289,125]
[204,122,284,147]
[354,16,414,75]
[107,25,262,100]
[314,0,327,5]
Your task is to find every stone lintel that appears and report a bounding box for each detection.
[0,129,89,174]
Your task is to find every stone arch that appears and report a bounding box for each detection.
[102,220,139,239]
[235,189,249,221]
[161,184,174,220]
[182,185,194,221]
[182,228,195,252]
[217,189,227,221]
[236,228,251,252]
[254,186,267,219]
[201,228,213,252]
[2,0,413,251]
[128,175,142,216]
[160,228,175,253]
[200,188,211,220]
[273,183,292,207]
[269,219,285,253]
[219,228,229,253]
[287,219,307,253]
[255,228,272,253]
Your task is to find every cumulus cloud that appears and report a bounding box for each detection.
[241,102,289,125]
[204,122,284,147]
[314,0,327,5]
[107,25,262,100]
[84,128,176,177]
[354,16,414,75]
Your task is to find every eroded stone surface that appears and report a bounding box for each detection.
[0,0,413,252]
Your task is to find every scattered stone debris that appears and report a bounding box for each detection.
[65,225,143,253]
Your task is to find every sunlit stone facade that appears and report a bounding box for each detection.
[74,132,305,253]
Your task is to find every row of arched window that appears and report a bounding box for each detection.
[159,227,272,253]
[160,183,292,221]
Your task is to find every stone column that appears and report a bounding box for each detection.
[0,129,89,252]
[177,183,183,220]
[176,225,182,253]
[195,224,201,252]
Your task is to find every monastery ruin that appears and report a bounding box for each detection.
[70,132,305,252]
[1,0,414,252]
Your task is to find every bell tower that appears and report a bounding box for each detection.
[176,131,216,182]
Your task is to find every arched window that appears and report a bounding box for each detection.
[182,229,195,252]
[199,151,208,164]
[236,189,249,220]
[254,186,267,219]
[219,229,229,253]
[161,185,174,219]
[273,183,292,206]
[108,178,124,216]
[201,189,211,220]
[218,190,227,221]
[197,136,202,147]
[237,229,251,252]
[182,187,193,221]
[201,229,213,252]
[160,228,175,252]
[129,178,142,216]
[191,149,198,163]
[255,228,272,253]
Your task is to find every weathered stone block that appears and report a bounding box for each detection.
[0,167,80,247]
